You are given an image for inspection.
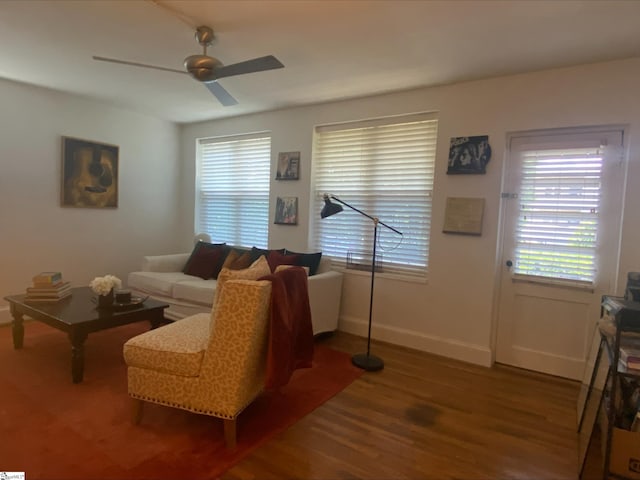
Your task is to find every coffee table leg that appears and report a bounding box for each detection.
[11,310,24,349]
[149,312,165,330]
[68,331,88,383]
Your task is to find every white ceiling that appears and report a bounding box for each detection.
[1,0,639,124]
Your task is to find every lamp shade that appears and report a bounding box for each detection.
[320,196,344,218]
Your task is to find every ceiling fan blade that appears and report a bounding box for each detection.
[204,81,238,106]
[92,56,187,75]
[215,55,284,79]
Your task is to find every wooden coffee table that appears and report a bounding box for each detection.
[4,286,169,383]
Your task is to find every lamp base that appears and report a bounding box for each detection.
[351,353,384,371]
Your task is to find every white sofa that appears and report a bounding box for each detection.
[127,253,343,335]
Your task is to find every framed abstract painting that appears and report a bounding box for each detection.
[61,136,119,208]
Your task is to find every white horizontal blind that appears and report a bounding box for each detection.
[196,133,270,248]
[312,113,438,278]
[513,145,604,283]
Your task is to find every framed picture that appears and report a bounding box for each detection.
[275,151,300,180]
[447,135,492,174]
[61,136,119,208]
[274,196,298,225]
[442,197,485,235]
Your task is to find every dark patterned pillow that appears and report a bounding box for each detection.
[183,242,228,279]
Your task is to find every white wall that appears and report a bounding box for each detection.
[181,58,640,366]
[0,79,182,323]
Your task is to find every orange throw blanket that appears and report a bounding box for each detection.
[260,267,314,388]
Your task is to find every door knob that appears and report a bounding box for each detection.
[506,260,513,267]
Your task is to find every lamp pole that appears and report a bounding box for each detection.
[321,194,402,371]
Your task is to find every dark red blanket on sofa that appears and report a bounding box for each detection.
[260,267,314,389]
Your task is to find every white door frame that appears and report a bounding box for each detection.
[491,125,628,378]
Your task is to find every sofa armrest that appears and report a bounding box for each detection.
[142,253,190,272]
[307,270,343,334]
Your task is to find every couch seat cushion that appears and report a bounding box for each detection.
[123,313,210,377]
[173,278,217,306]
[128,271,196,296]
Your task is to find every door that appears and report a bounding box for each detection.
[496,127,626,380]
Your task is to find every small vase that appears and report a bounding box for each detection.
[98,288,114,308]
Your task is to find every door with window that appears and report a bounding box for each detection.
[496,127,625,380]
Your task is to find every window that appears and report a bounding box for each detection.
[509,128,624,284]
[196,133,270,248]
[312,113,438,279]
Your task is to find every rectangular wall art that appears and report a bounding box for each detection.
[61,136,119,208]
[447,135,491,174]
[442,197,485,235]
[274,196,298,225]
[275,151,300,180]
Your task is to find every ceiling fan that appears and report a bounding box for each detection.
[93,26,284,106]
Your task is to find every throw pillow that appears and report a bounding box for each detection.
[184,248,224,280]
[285,250,323,276]
[221,248,253,271]
[220,249,239,269]
[212,255,271,314]
[275,264,310,276]
[183,242,228,279]
[229,251,252,270]
[249,246,285,263]
[266,250,300,272]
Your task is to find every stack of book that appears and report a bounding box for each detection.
[619,343,640,371]
[26,272,72,302]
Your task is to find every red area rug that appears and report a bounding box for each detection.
[0,321,362,479]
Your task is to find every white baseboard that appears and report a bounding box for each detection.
[338,315,492,368]
[0,307,11,326]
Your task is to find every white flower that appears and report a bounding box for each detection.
[89,275,122,296]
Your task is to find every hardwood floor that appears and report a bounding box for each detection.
[222,332,581,480]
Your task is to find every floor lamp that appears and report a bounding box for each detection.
[320,193,402,371]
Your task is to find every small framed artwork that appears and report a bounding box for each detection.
[443,197,485,235]
[61,136,119,208]
[447,135,492,174]
[274,196,298,225]
[275,151,300,180]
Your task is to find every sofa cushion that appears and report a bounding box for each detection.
[249,246,285,263]
[266,250,299,272]
[128,271,194,296]
[123,313,210,377]
[212,256,271,317]
[172,278,217,305]
[285,250,323,276]
[183,242,228,279]
[184,247,226,280]
[275,264,309,276]
[221,248,253,271]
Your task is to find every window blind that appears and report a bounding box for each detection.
[507,126,627,286]
[312,113,438,279]
[196,133,270,248]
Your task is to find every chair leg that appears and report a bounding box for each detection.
[223,418,237,450]
[131,398,143,425]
